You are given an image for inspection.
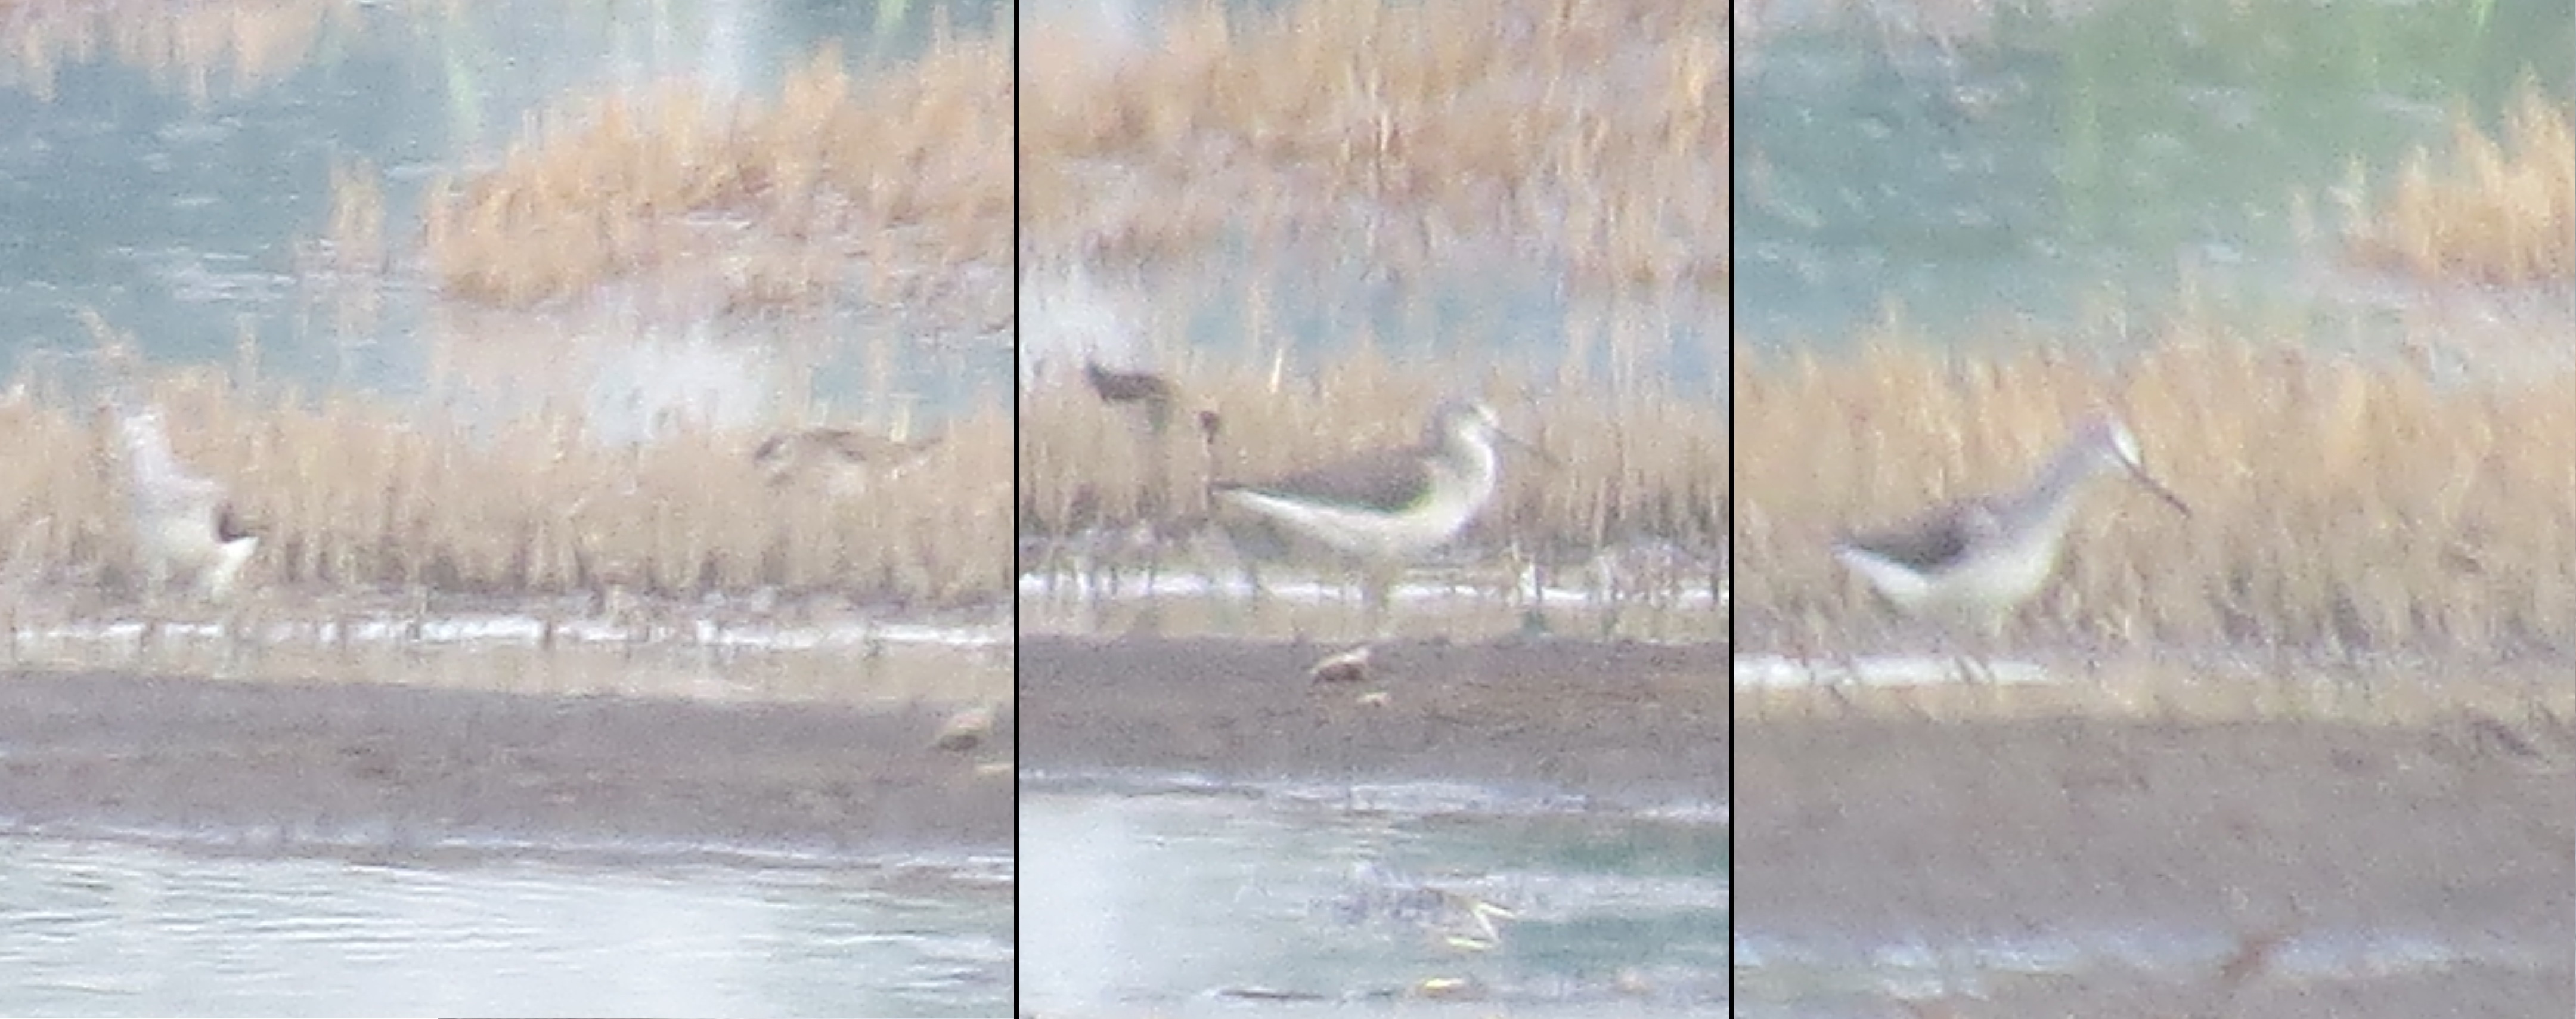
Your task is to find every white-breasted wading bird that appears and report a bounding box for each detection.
[1833,413,2190,639]
[1210,399,1546,630]
[117,407,258,603]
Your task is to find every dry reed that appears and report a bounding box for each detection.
[423,33,1012,324]
[1735,329,2576,656]
[0,361,1013,608]
[0,0,342,103]
[2345,85,2574,285]
[1019,0,1728,290]
[322,156,385,274]
[299,155,390,337]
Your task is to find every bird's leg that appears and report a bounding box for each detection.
[1198,534,1264,633]
[1925,618,1989,689]
[1941,630,1979,687]
[1241,559,1270,617]
[1362,561,1399,639]
[1963,620,2008,698]
[141,554,172,612]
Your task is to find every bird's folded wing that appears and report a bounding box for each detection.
[1217,449,1431,516]
[1838,505,1977,573]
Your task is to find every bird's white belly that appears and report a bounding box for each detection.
[143,517,219,571]
[1843,531,2067,630]
[1219,484,1481,560]
[138,513,256,600]
[1918,538,2062,620]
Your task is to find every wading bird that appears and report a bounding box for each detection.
[1833,413,2190,642]
[1211,399,1545,631]
[117,407,258,603]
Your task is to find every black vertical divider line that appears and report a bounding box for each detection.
[1723,2,1743,1010]
[1006,5,1025,1013]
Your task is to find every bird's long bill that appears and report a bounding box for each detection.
[1495,426,1561,467]
[2127,466,2191,516]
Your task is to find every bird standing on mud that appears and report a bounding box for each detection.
[116,406,258,603]
[1832,413,2189,638]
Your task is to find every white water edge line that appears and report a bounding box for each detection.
[1735,653,2057,689]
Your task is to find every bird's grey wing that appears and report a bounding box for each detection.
[1839,501,1988,573]
[1217,448,1433,516]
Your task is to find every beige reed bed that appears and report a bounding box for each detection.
[1735,337,2576,654]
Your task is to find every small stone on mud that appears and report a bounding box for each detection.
[1308,645,1371,684]
[934,703,997,751]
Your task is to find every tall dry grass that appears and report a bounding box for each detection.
[424,35,1012,322]
[0,0,343,103]
[0,362,1012,608]
[1019,0,1728,290]
[1735,330,2576,655]
[2345,85,2574,284]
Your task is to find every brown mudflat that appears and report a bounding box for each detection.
[1018,636,1729,801]
[1737,708,2576,1017]
[0,669,1012,857]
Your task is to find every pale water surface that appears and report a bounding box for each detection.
[1021,780,1729,1017]
[1738,0,2574,350]
[0,834,1012,1017]
[2,0,1012,424]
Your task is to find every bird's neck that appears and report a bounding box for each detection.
[1442,427,1504,470]
[2010,439,2109,531]
[1441,430,1500,490]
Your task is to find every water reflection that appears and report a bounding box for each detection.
[0,835,1012,1017]
[0,0,1013,415]
[1735,0,2574,345]
[1021,782,1729,1015]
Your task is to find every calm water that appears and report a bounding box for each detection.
[0,0,1012,423]
[1021,782,1730,1016]
[1737,0,2575,348]
[0,834,1012,1017]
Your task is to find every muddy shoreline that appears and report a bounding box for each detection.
[1737,710,2576,1015]
[0,669,1012,857]
[1018,636,1730,803]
